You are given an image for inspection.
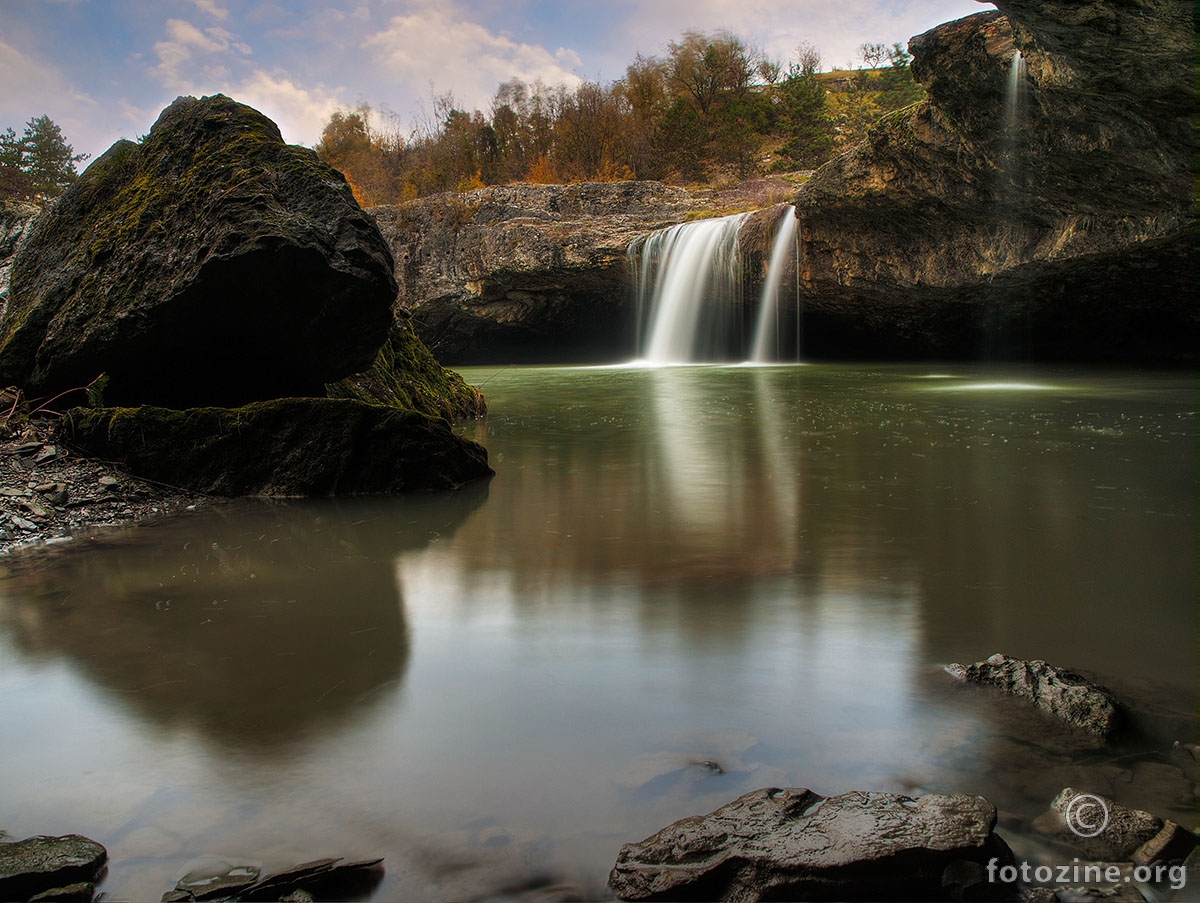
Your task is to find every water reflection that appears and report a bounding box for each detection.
[0,486,488,750]
[0,366,1192,901]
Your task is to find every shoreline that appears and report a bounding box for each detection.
[0,413,207,557]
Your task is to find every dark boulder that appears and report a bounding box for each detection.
[946,654,1122,739]
[0,834,107,902]
[608,787,1015,901]
[0,94,396,407]
[64,397,492,496]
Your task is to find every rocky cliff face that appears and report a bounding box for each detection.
[373,182,715,363]
[792,0,1194,360]
[384,0,1192,364]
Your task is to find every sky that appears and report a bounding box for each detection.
[0,0,989,165]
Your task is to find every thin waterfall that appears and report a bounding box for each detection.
[632,213,750,363]
[1004,48,1026,135]
[750,207,799,362]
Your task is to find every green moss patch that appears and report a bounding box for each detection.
[326,316,485,421]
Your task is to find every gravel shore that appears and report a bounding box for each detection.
[0,410,206,555]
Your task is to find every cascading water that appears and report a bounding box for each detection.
[1004,48,1026,135]
[630,207,803,364]
[631,213,750,363]
[1001,48,1027,186]
[750,207,799,363]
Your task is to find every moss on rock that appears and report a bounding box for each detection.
[326,315,485,421]
[0,95,397,406]
[64,398,492,496]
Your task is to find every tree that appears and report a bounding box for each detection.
[0,127,31,200]
[858,42,889,69]
[0,115,87,201]
[774,60,832,168]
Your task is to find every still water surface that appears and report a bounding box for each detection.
[0,364,1194,900]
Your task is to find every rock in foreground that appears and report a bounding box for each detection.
[946,654,1121,738]
[608,787,1014,901]
[0,834,107,902]
[1032,788,1196,864]
[0,94,396,407]
[65,398,491,496]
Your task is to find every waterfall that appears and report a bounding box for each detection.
[1004,49,1026,133]
[750,207,799,362]
[631,213,750,363]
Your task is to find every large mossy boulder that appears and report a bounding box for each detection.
[0,94,397,406]
[65,398,492,495]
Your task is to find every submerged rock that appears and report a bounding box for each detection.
[64,397,492,496]
[0,834,107,902]
[0,94,396,407]
[608,787,1015,901]
[1032,788,1196,864]
[163,856,385,902]
[946,654,1121,738]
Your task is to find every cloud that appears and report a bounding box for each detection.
[153,18,252,86]
[0,34,100,149]
[364,0,583,113]
[608,0,985,72]
[192,0,231,21]
[228,70,343,146]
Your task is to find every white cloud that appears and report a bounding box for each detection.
[610,0,986,73]
[152,17,253,86]
[364,0,583,114]
[192,0,231,21]
[228,70,343,146]
[0,34,103,155]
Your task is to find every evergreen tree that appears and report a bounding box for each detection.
[0,127,31,200]
[20,115,87,199]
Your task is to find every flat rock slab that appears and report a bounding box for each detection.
[945,654,1121,738]
[0,834,107,902]
[609,787,1015,901]
[1033,788,1195,864]
[65,398,492,496]
[167,856,385,902]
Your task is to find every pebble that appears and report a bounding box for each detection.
[0,418,204,554]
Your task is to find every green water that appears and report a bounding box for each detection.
[0,363,1194,900]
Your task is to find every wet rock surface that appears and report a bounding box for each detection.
[163,856,384,902]
[0,94,396,408]
[946,654,1122,739]
[608,787,1015,901]
[0,834,107,903]
[1032,788,1196,864]
[374,179,800,363]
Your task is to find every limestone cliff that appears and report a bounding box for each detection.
[373,182,713,363]
[792,0,1194,360]
[383,0,1193,364]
